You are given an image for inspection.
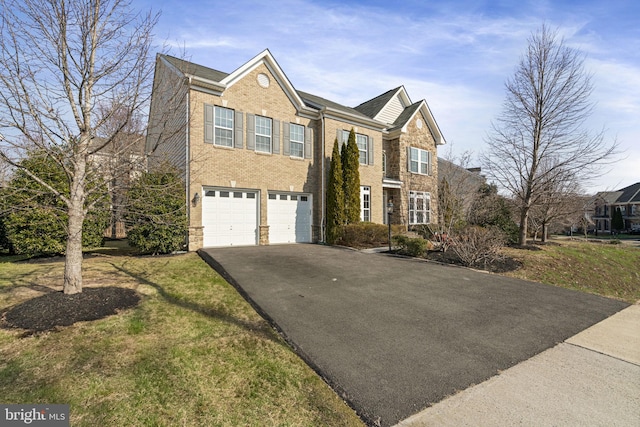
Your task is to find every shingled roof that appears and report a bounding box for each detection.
[297,90,376,122]
[388,101,422,131]
[354,87,403,119]
[161,54,229,83]
[615,182,640,203]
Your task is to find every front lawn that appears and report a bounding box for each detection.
[502,239,640,304]
[0,246,363,426]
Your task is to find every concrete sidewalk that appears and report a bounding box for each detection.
[395,304,640,426]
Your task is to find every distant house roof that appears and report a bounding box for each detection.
[616,182,640,203]
[595,182,640,204]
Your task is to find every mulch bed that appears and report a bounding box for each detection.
[1,287,140,333]
[424,250,522,273]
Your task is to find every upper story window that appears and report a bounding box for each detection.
[340,130,372,165]
[255,116,272,153]
[357,134,368,164]
[382,151,387,175]
[204,104,236,147]
[214,106,234,147]
[408,147,431,175]
[290,123,304,158]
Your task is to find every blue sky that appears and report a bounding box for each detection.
[140,0,639,194]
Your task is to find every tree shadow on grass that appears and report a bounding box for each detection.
[110,262,278,343]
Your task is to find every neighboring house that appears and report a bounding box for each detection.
[592,182,640,233]
[146,50,445,249]
[437,158,485,221]
[90,134,146,239]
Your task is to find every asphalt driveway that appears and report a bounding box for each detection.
[199,244,628,427]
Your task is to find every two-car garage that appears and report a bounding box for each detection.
[201,188,312,247]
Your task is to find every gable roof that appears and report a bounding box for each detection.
[159,50,310,112]
[354,87,404,118]
[157,51,444,136]
[615,182,640,203]
[298,90,381,125]
[161,54,229,83]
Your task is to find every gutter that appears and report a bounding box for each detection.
[320,112,326,243]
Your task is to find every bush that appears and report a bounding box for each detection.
[392,234,432,257]
[125,168,187,255]
[450,225,506,268]
[2,152,109,256]
[337,222,392,248]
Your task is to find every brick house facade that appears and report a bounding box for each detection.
[146,50,446,250]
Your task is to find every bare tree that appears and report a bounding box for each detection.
[528,167,583,242]
[0,0,159,294]
[481,25,619,246]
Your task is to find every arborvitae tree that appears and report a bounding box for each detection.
[342,128,361,224]
[612,207,624,233]
[3,151,109,256]
[125,166,187,255]
[326,139,345,244]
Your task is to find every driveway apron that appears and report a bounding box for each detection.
[199,245,628,427]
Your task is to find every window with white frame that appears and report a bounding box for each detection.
[341,130,369,165]
[255,116,272,153]
[290,123,304,158]
[408,147,431,175]
[214,106,234,147]
[356,134,368,164]
[408,191,430,224]
[361,186,371,222]
[382,151,387,175]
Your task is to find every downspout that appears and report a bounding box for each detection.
[186,77,191,248]
[320,111,326,243]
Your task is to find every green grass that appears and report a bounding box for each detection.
[0,247,363,427]
[503,239,640,303]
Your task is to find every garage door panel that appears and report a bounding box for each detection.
[268,192,312,244]
[202,188,258,247]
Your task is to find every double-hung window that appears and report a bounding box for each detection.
[408,191,431,224]
[214,106,234,147]
[408,147,431,175]
[290,123,304,158]
[357,134,368,164]
[255,116,272,153]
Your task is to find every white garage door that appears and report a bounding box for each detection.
[202,188,258,247]
[268,192,312,244]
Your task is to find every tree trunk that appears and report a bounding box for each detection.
[541,222,548,242]
[518,208,528,246]
[64,204,84,294]
[64,162,86,295]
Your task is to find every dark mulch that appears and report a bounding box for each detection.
[1,287,140,333]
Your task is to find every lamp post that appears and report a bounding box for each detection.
[387,200,394,252]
